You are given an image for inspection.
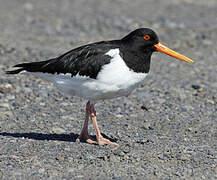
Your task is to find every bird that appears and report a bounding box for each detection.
[6,28,194,146]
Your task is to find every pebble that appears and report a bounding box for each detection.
[0,103,10,109]
[202,39,213,45]
[51,127,66,134]
[0,84,15,94]
[157,98,166,104]
[38,168,45,174]
[109,155,120,162]
[23,3,34,11]
[191,84,201,90]
[206,99,215,105]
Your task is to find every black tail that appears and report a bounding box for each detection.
[6,59,56,74]
[6,68,25,74]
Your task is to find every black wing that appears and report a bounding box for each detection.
[6,41,118,79]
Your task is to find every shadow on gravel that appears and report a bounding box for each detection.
[0,132,79,142]
[0,132,118,144]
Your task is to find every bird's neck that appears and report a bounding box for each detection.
[120,47,152,73]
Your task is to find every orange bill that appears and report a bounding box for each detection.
[154,42,194,63]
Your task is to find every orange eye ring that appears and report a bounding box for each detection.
[144,35,150,40]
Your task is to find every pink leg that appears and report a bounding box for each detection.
[90,103,118,146]
[76,101,96,144]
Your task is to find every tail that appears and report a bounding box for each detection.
[6,68,25,74]
[6,59,56,74]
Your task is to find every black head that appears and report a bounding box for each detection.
[121,28,194,63]
[121,28,159,52]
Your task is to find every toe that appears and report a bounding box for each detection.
[76,134,97,144]
[98,137,118,146]
[86,138,97,144]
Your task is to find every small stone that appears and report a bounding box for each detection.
[38,168,45,174]
[39,102,46,106]
[0,103,10,109]
[179,154,191,161]
[24,87,32,93]
[114,150,125,157]
[158,153,164,160]
[141,105,148,111]
[191,84,201,90]
[206,99,215,105]
[202,39,213,45]
[136,92,151,100]
[51,127,66,134]
[184,105,194,111]
[157,98,166,104]
[56,156,65,161]
[0,111,13,119]
[115,114,124,118]
[24,3,34,11]
[116,107,122,113]
[0,84,15,94]
[123,146,131,154]
[86,154,95,160]
[110,155,120,162]
[6,95,15,100]
[61,102,71,106]
[142,122,153,130]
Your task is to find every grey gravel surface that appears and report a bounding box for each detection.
[0,0,217,179]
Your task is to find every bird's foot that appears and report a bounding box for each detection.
[76,133,118,146]
[97,136,118,146]
[76,133,96,144]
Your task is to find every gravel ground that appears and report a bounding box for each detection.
[0,0,217,179]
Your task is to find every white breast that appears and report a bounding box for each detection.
[97,49,147,89]
[22,49,148,101]
[81,48,148,100]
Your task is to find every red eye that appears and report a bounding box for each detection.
[144,35,150,40]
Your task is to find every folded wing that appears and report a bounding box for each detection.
[6,42,114,79]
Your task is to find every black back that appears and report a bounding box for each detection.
[7,28,160,78]
[7,41,120,79]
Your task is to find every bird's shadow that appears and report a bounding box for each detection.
[0,132,117,144]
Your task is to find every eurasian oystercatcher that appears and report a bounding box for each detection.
[7,28,194,146]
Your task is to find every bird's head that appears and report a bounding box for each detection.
[122,28,194,63]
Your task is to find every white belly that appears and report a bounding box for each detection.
[30,72,147,101]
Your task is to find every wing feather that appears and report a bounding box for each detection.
[6,41,117,79]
